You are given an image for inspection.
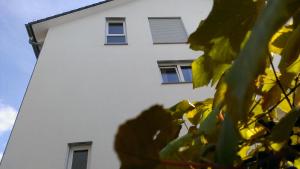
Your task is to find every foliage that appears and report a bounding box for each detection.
[115,0,300,168]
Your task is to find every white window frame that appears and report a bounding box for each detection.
[160,65,181,83]
[105,18,127,44]
[67,145,91,169]
[158,62,192,84]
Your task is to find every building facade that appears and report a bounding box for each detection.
[0,0,213,168]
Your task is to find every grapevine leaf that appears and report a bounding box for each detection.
[169,100,194,119]
[286,57,300,74]
[192,56,230,88]
[269,108,300,142]
[269,25,293,55]
[208,37,237,62]
[189,0,264,53]
[185,99,213,125]
[279,25,300,73]
[192,56,212,87]
[223,0,300,122]
[240,125,266,140]
[115,106,181,169]
[262,85,282,111]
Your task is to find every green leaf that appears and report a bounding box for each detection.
[189,0,264,53]
[216,115,240,166]
[209,37,237,62]
[115,106,181,169]
[280,25,300,73]
[192,56,230,88]
[199,106,221,135]
[169,100,194,119]
[223,0,300,122]
[269,108,300,142]
[185,99,213,125]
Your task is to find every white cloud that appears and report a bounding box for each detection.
[0,104,17,134]
[0,152,2,161]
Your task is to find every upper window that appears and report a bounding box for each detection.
[106,18,127,44]
[67,143,92,169]
[148,17,188,44]
[158,61,192,84]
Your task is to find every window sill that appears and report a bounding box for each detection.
[104,43,128,45]
[161,82,192,85]
[153,42,188,45]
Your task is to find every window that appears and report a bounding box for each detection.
[158,61,192,84]
[106,18,127,44]
[148,17,188,44]
[160,66,180,83]
[67,143,92,169]
[181,66,192,82]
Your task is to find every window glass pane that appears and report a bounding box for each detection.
[160,67,180,83]
[71,150,88,169]
[108,23,124,34]
[181,66,192,82]
[107,36,126,44]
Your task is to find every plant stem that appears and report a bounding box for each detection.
[293,74,300,106]
[268,54,293,109]
[247,82,300,126]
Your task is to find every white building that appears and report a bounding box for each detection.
[0,0,213,168]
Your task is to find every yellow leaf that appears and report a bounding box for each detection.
[290,135,300,145]
[185,99,213,125]
[238,145,251,160]
[269,25,293,54]
[270,141,285,151]
[278,97,293,113]
[286,56,300,74]
[240,125,266,140]
[294,158,300,168]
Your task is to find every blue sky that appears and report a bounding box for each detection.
[0,0,104,161]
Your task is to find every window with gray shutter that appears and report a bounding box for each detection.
[148,18,188,44]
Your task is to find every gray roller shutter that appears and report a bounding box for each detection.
[148,18,188,44]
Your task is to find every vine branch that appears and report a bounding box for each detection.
[268,54,293,109]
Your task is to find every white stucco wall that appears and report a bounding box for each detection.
[1,0,213,168]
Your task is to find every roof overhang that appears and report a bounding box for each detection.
[26,0,130,58]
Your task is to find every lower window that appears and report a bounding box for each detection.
[158,61,192,84]
[67,143,91,169]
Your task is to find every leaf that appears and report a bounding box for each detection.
[160,133,199,159]
[278,97,293,113]
[279,24,300,73]
[199,106,221,135]
[189,0,264,53]
[216,115,240,166]
[240,125,266,140]
[192,55,230,88]
[115,106,181,169]
[286,56,300,74]
[294,157,300,169]
[238,143,263,160]
[169,100,194,119]
[223,0,300,123]
[262,85,282,111]
[189,0,264,89]
[209,37,237,62]
[269,108,300,142]
[185,99,213,125]
[256,68,279,93]
[269,25,293,55]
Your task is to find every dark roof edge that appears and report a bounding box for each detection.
[25,23,40,59]
[28,0,113,25]
[26,0,114,59]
